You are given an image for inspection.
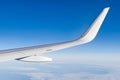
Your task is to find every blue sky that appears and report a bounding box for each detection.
[0,0,120,80]
[0,0,119,54]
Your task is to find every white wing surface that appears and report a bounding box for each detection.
[0,7,110,62]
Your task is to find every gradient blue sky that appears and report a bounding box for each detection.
[0,0,120,80]
[0,0,119,55]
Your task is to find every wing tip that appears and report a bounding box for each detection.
[75,7,110,44]
[104,7,110,11]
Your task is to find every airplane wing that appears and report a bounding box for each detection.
[0,7,110,62]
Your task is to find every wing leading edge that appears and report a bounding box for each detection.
[0,7,110,62]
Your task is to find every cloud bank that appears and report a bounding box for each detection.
[25,71,120,80]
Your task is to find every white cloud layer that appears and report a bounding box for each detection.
[2,54,120,80]
[25,71,120,80]
[20,62,120,80]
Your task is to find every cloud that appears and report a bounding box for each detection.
[25,71,120,80]
[22,63,120,80]
[1,55,120,80]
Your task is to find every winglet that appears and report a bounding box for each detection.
[77,7,110,44]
